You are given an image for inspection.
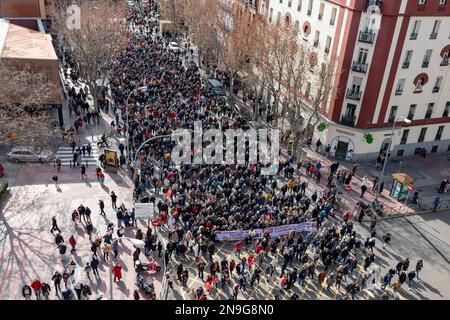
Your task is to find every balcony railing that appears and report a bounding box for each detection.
[422,61,429,68]
[395,89,403,95]
[367,0,382,8]
[347,89,361,101]
[340,116,356,127]
[352,61,368,73]
[313,40,319,47]
[324,47,330,54]
[402,61,410,69]
[359,31,375,43]
[441,57,449,66]
[433,86,440,93]
[410,33,418,40]
[430,32,438,39]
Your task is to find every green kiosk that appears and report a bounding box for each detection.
[390,173,415,202]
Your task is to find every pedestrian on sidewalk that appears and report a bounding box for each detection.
[433,196,441,212]
[360,184,367,198]
[111,191,117,210]
[81,145,86,157]
[81,164,87,180]
[98,200,106,216]
[382,233,391,248]
[372,176,379,192]
[51,271,62,295]
[31,279,42,300]
[415,259,423,280]
[52,175,60,189]
[352,163,358,175]
[55,158,62,173]
[69,235,77,253]
[50,216,61,234]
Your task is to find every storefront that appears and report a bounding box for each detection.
[330,134,355,161]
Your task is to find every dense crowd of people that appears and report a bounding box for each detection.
[20,1,427,301]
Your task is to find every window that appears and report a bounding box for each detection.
[408,104,417,120]
[388,106,398,122]
[325,36,332,54]
[410,20,421,39]
[307,0,313,16]
[305,82,311,97]
[395,79,405,95]
[400,129,410,145]
[425,103,434,119]
[280,0,283,3]
[297,0,302,11]
[414,147,423,155]
[433,76,443,93]
[403,50,413,68]
[431,145,439,153]
[295,20,300,31]
[448,144,450,151]
[418,0,426,4]
[314,31,320,47]
[430,20,441,39]
[397,149,405,157]
[415,79,423,93]
[439,0,447,5]
[269,8,273,22]
[442,50,449,65]
[436,126,444,141]
[330,8,337,26]
[422,49,432,68]
[288,0,292,7]
[277,12,281,25]
[357,48,369,64]
[443,102,450,117]
[418,128,427,143]
[318,3,324,20]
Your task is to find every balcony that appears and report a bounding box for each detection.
[359,31,375,44]
[307,10,312,16]
[441,57,449,66]
[410,33,418,40]
[347,89,361,101]
[433,86,440,93]
[313,40,319,47]
[340,115,356,127]
[324,47,330,55]
[402,62,410,69]
[430,32,438,40]
[366,0,382,8]
[422,61,429,68]
[352,61,368,73]
[395,89,403,96]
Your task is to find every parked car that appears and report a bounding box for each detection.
[6,146,55,163]
[168,42,180,52]
[207,79,226,96]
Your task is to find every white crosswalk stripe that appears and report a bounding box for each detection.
[56,145,99,166]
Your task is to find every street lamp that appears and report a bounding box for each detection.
[375,116,412,201]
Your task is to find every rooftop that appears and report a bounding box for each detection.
[0,18,57,60]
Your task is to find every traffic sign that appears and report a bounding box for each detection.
[407,184,413,191]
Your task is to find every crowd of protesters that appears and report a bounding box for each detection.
[20,1,426,301]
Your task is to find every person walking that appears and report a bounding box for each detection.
[31,279,42,300]
[433,196,441,212]
[50,216,61,234]
[415,259,423,280]
[51,271,62,296]
[91,256,100,278]
[52,175,60,189]
[98,199,106,216]
[81,164,87,180]
[22,284,32,300]
[86,143,92,157]
[69,235,77,253]
[112,263,123,282]
[111,191,118,210]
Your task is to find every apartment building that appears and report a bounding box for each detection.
[256,0,450,161]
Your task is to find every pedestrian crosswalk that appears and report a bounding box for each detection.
[56,145,99,166]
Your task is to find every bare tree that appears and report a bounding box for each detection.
[0,63,58,147]
[216,3,264,103]
[257,23,298,127]
[52,0,129,112]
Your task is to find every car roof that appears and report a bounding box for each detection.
[10,146,36,152]
[208,79,223,87]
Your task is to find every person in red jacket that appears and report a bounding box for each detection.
[31,279,42,299]
[69,235,77,253]
[112,263,122,282]
[234,241,243,259]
